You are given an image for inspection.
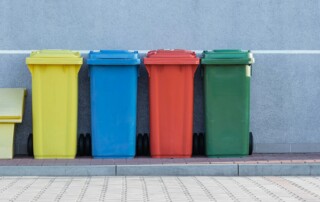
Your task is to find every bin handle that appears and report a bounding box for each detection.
[249,64,253,77]
[192,65,199,76]
[145,65,151,77]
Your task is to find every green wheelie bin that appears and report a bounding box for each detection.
[201,50,254,157]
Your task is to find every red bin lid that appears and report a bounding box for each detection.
[144,49,199,64]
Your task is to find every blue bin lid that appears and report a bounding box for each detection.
[87,50,140,65]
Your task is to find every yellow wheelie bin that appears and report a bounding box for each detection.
[26,50,83,159]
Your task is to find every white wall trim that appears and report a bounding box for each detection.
[0,50,320,55]
[252,50,320,54]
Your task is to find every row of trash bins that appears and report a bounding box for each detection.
[0,49,255,159]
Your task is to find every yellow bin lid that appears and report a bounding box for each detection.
[26,50,83,65]
[0,88,26,123]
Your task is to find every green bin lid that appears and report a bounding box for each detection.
[26,50,83,65]
[201,50,254,65]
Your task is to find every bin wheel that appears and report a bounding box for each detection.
[85,133,92,157]
[143,133,150,156]
[77,134,85,157]
[193,133,199,156]
[27,133,33,157]
[136,133,143,156]
[249,132,253,155]
[198,133,205,156]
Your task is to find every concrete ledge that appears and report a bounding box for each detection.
[117,164,238,176]
[254,143,320,153]
[310,164,320,175]
[239,164,320,176]
[0,165,116,176]
[0,163,320,176]
[254,144,291,153]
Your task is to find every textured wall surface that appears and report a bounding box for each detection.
[0,0,319,154]
[1,0,320,50]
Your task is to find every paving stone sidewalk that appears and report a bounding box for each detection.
[1,176,320,202]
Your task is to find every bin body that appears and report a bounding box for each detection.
[88,50,140,158]
[0,88,26,159]
[26,50,82,159]
[144,50,199,158]
[202,50,254,157]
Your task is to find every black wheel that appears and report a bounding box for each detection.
[249,132,253,155]
[85,133,92,157]
[143,133,149,156]
[193,133,199,156]
[27,133,33,157]
[136,133,143,156]
[77,133,85,157]
[198,133,205,156]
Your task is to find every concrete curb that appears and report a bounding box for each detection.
[239,164,320,176]
[0,165,116,176]
[0,163,320,176]
[117,164,238,176]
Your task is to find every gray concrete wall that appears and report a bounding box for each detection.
[0,0,319,154]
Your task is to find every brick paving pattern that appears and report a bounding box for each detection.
[0,176,320,201]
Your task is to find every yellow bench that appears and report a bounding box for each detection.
[0,88,26,159]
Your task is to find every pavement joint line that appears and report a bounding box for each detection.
[140,176,149,202]
[9,176,39,201]
[246,177,285,202]
[115,165,117,176]
[54,177,73,201]
[0,177,20,194]
[176,177,193,202]
[159,177,172,202]
[281,177,320,200]
[237,164,239,176]
[99,176,109,202]
[76,176,91,202]
[31,177,56,202]
[121,176,127,202]
[262,177,305,201]
[300,177,320,190]
[210,177,239,202]
[229,177,261,202]
[192,176,216,202]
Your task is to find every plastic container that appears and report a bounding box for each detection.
[202,50,254,157]
[26,50,82,159]
[144,49,199,158]
[0,88,26,159]
[87,50,140,158]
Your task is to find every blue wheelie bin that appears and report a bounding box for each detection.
[87,50,140,158]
